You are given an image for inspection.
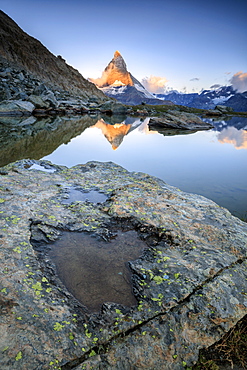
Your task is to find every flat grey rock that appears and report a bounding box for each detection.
[0,159,246,369]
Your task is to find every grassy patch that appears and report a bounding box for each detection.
[130,103,207,115]
[129,103,247,117]
[193,315,247,369]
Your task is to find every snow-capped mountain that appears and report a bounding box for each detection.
[90,51,246,111]
[155,86,247,112]
[90,51,173,106]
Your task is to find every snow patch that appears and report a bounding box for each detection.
[101,85,127,95]
[212,95,233,104]
[134,84,155,99]
[154,95,166,101]
[112,80,126,87]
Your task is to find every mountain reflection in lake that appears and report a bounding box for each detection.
[92,117,142,150]
[1,114,247,220]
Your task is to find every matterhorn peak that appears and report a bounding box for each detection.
[90,50,168,105]
[114,50,122,58]
[90,51,134,88]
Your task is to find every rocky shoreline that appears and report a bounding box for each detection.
[0,57,127,117]
[0,159,246,369]
[0,57,223,129]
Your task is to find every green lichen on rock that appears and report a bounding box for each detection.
[15,351,22,361]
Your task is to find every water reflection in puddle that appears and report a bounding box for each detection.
[49,230,146,312]
[62,187,108,204]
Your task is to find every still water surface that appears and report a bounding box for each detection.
[1,114,246,220]
[49,230,146,311]
[43,116,247,220]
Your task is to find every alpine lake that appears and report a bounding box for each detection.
[1,113,247,221]
[1,112,247,311]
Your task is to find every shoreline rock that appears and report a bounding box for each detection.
[0,159,246,369]
[149,111,214,130]
[0,100,35,116]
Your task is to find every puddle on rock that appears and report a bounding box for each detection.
[62,187,108,204]
[29,163,56,173]
[48,230,146,312]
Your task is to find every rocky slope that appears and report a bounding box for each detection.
[90,51,173,106]
[0,54,127,116]
[0,159,246,369]
[0,10,109,106]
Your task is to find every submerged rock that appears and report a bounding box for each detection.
[0,159,246,369]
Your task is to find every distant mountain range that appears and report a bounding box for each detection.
[90,51,173,106]
[90,51,247,111]
[154,86,247,112]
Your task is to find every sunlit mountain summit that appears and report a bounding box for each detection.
[91,51,134,88]
[90,51,173,106]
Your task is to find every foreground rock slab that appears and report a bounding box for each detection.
[0,159,246,370]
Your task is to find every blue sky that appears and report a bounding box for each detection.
[1,0,247,93]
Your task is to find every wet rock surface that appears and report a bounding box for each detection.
[0,159,246,369]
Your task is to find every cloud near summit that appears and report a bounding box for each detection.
[230,71,247,92]
[141,75,168,93]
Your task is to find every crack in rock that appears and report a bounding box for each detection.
[60,257,247,369]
